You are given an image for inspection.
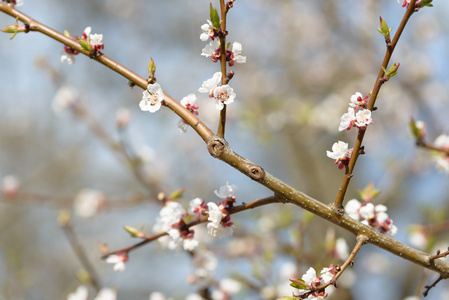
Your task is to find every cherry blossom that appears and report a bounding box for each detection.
[326,141,352,169]
[106,253,128,272]
[67,285,88,300]
[140,83,164,113]
[338,107,356,131]
[213,84,236,110]
[189,197,207,219]
[293,267,328,300]
[354,109,373,129]
[207,202,234,238]
[200,20,217,41]
[198,72,222,96]
[115,107,131,129]
[2,175,19,197]
[214,183,238,200]
[178,93,200,133]
[228,42,247,66]
[52,85,79,113]
[349,92,368,110]
[2,0,23,6]
[201,40,220,62]
[344,199,398,236]
[94,288,116,300]
[73,189,105,218]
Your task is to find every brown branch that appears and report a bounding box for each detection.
[2,1,449,279]
[333,0,417,210]
[217,0,228,138]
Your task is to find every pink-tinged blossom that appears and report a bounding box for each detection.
[106,253,127,272]
[320,264,339,283]
[67,285,88,300]
[198,72,222,96]
[338,107,356,131]
[354,109,373,129]
[73,189,105,218]
[140,83,164,113]
[293,267,328,300]
[207,202,234,238]
[178,93,200,133]
[349,92,368,110]
[201,40,220,62]
[326,141,352,169]
[398,0,423,8]
[200,20,216,41]
[213,85,236,110]
[3,0,23,6]
[60,51,77,65]
[344,199,398,237]
[2,175,19,197]
[414,120,427,139]
[189,198,207,219]
[228,42,247,66]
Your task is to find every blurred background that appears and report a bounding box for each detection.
[1,0,449,299]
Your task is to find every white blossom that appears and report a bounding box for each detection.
[60,52,77,65]
[2,175,19,197]
[354,108,373,128]
[94,288,116,300]
[207,202,223,227]
[349,92,363,108]
[67,285,88,300]
[207,222,233,238]
[338,107,355,131]
[213,85,236,110]
[200,20,213,41]
[231,42,247,64]
[106,254,126,272]
[326,141,351,161]
[52,85,79,113]
[201,40,219,58]
[140,83,164,113]
[73,189,105,218]
[214,183,238,199]
[198,72,222,94]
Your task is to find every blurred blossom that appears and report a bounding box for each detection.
[115,107,131,129]
[432,134,449,174]
[186,294,203,300]
[73,189,105,218]
[335,237,349,260]
[137,145,156,164]
[106,253,127,272]
[214,183,238,199]
[52,85,79,113]
[364,253,389,274]
[191,250,217,288]
[67,285,88,300]
[149,291,172,300]
[219,278,242,295]
[94,288,116,300]
[2,175,19,197]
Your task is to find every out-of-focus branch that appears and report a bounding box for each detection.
[0,3,214,143]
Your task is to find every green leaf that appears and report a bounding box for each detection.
[210,3,220,29]
[78,38,92,51]
[418,0,433,7]
[64,30,71,37]
[123,225,144,238]
[289,278,308,290]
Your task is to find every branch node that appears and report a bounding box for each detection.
[247,165,265,181]
[207,136,227,158]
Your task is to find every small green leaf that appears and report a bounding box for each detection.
[289,278,308,290]
[123,225,144,238]
[78,38,92,51]
[170,188,185,200]
[418,0,433,7]
[64,30,71,37]
[210,3,220,29]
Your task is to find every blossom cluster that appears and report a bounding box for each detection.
[198,17,246,111]
[290,265,339,300]
[345,199,398,236]
[339,92,372,131]
[61,26,104,64]
[152,201,199,251]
